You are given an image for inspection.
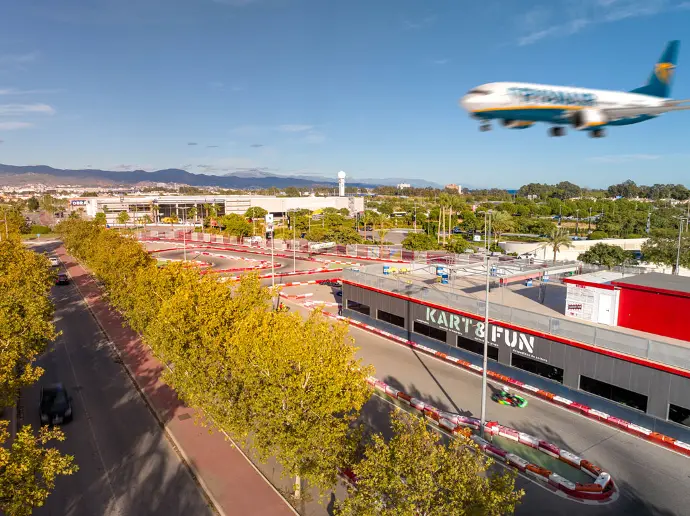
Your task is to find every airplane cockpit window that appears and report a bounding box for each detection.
[467,89,490,95]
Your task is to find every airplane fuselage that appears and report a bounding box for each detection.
[460,82,663,129]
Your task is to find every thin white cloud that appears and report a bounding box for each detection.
[0,103,56,115]
[111,164,156,172]
[304,131,326,144]
[588,154,662,163]
[403,15,436,30]
[432,58,450,65]
[0,122,33,130]
[0,88,58,95]
[0,52,39,65]
[517,1,677,46]
[277,124,313,133]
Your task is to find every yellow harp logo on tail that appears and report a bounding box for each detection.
[655,62,676,84]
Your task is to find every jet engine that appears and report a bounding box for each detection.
[501,119,534,129]
[571,108,608,130]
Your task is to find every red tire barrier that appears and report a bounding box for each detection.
[368,375,616,501]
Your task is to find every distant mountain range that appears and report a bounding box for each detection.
[0,164,445,189]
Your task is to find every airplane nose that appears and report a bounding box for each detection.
[459,95,473,111]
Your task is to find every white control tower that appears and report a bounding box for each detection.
[337,171,346,197]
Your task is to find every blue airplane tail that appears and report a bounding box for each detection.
[630,40,680,98]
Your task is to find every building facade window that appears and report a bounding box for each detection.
[511,354,564,384]
[377,310,405,328]
[457,336,498,361]
[413,321,446,342]
[579,375,648,412]
[669,403,690,427]
[346,300,370,316]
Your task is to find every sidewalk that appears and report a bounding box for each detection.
[56,247,297,516]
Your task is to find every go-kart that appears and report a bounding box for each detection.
[491,389,528,408]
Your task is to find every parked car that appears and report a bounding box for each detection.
[56,273,69,285]
[48,256,60,267]
[39,383,73,425]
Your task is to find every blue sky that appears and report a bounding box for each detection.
[1,0,690,188]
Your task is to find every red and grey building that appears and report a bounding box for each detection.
[343,266,690,439]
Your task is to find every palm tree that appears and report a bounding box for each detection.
[545,228,573,263]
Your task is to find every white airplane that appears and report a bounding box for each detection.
[459,40,690,138]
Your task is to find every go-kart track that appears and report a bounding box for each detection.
[140,237,690,515]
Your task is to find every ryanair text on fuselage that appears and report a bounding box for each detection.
[508,87,598,107]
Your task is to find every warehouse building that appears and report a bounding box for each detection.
[67,194,364,224]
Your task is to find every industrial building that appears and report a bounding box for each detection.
[341,261,690,441]
[67,194,365,224]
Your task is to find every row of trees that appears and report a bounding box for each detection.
[0,207,78,515]
[55,219,523,513]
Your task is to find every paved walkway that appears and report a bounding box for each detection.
[56,247,297,516]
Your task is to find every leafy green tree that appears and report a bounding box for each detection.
[458,211,479,233]
[116,211,130,227]
[0,421,78,516]
[245,207,268,220]
[402,233,438,251]
[0,240,58,407]
[545,228,573,264]
[221,213,252,239]
[488,210,514,243]
[27,197,40,211]
[336,411,523,516]
[578,243,637,269]
[445,237,471,254]
[641,229,690,274]
[326,227,363,245]
[94,212,107,226]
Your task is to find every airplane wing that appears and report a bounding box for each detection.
[603,100,690,119]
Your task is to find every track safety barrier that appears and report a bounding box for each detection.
[320,314,690,460]
[367,376,616,501]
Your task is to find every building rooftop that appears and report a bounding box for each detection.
[344,262,690,371]
[611,272,690,296]
[562,270,630,286]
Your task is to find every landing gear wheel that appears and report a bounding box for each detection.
[479,123,491,132]
[590,128,606,138]
[549,126,566,137]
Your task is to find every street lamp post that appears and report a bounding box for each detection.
[480,210,491,438]
[178,206,192,262]
[675,216,687,275]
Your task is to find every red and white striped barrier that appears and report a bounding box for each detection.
[279,292,314,300]
[304,300,341,308]
[367,376,616,502]
[325,313,690,461]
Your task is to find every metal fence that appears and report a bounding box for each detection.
[342,266,690,373]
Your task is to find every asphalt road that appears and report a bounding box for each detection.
[21,242,213,516]
[282,297,690,516]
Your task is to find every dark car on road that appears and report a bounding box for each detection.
[55,272,69,285]
[40,384,73,425]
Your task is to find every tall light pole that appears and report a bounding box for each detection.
[178,206,192,262]
[675,216,687,275]
[480,210,491,438]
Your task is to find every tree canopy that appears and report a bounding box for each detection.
[336,410,524,516]
[578,243,637,270]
